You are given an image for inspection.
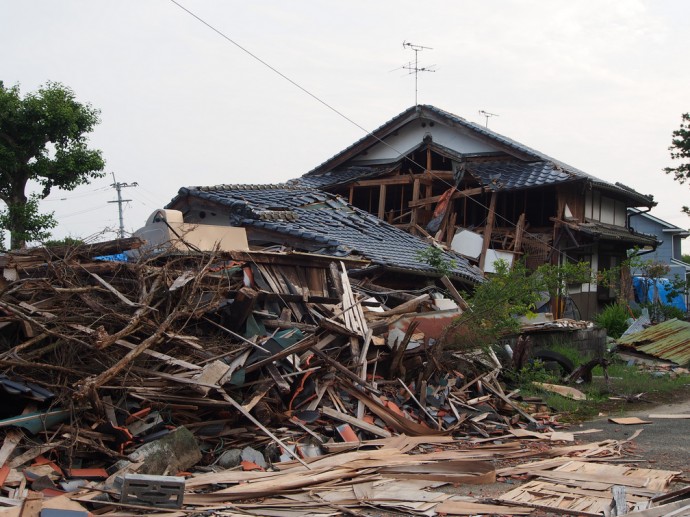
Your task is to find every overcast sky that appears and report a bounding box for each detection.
[2,1,689,252]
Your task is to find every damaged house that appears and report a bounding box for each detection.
[163,183,484,291]
[294,104,658,319]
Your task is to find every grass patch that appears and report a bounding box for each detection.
[508,355,690,423]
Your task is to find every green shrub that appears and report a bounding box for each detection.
[595,303,630,339]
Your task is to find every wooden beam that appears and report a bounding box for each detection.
[410,178,421,227]
[378,184,387,220]
[354,174,434,187]
[479,192,497,271]
[409,186,484,208]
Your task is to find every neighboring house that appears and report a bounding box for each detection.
[294,104,657,319]
[165,184,484,289]
[628,208,690,308]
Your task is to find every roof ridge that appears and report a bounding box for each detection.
[192,183,322,192]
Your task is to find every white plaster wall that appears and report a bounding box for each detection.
[353,119,498,162]
[600,196,615,224]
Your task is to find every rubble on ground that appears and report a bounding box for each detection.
[0,239,686,516]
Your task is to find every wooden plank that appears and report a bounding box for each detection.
[19,492,42,517]
[9,441,66,469]
[89,272,140,307]
[266,363,290,393]
[439,275,470,310]
[436,500,533,515]
[609,417,652,425]
[321,407,390,437]
[244,334,317,374]
[0,430,22,467]
[533,382,587,401]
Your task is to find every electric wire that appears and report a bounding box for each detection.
[169,0,607,265]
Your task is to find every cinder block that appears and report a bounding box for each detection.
[121,473,185,508]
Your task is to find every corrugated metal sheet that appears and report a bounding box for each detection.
[617,319,690,365]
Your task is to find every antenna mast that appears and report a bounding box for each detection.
[479,110,499,128]
[401,41,435,106]
[108,172,138,238]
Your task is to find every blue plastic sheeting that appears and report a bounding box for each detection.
[95,253,129,262]
[632,276,687,312]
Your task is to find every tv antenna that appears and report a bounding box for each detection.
[108,172,138,238]
[399,41,436,106]
[479,110,499,128]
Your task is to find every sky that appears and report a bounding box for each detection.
[2,0,689,252]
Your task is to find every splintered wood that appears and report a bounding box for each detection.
[499,458,681,515]
[0,239,687,515]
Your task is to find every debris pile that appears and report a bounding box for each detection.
[0,239,686,515]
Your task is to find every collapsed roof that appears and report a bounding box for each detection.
[167,184,483,285]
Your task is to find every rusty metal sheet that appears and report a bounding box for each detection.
[617,319,690,365]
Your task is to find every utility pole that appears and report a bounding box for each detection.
[400,41,436,106]
[108,172,138,238]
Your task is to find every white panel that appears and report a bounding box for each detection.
[451,229,484,259]
[614,200,626,227]
[600,196,615,224]
[354,119,499,162]
[591,191,601,221]
[484,249,516,273]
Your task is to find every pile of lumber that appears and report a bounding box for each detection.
[0,239,686,515]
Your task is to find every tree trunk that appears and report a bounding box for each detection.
[8,191,29,250]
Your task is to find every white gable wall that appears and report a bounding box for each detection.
[352,119,499,162]
[585,191,627,227]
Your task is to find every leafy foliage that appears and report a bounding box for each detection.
[442,259,591,351]
[42,236,84,247]
[594,303,631,339]
[416,245,456,276]
[664,113,690,215]
[0,81,105,248]
[0,195,57,247]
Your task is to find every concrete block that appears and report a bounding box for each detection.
[121,473,185,508]
[128,426,201,475]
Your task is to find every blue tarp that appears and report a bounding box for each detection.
[632,276,687,312]
[95,253,129,262]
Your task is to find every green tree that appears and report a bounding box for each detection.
[0,81,105,248]
[664,113,690,215]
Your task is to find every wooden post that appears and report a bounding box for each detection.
[348,186,354,204]
[227,287,257,331]
[479,192,497,272]
[514,213,526,253]
[446,210,457,245]
[410,178,421,228]
[378,184,387,220]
